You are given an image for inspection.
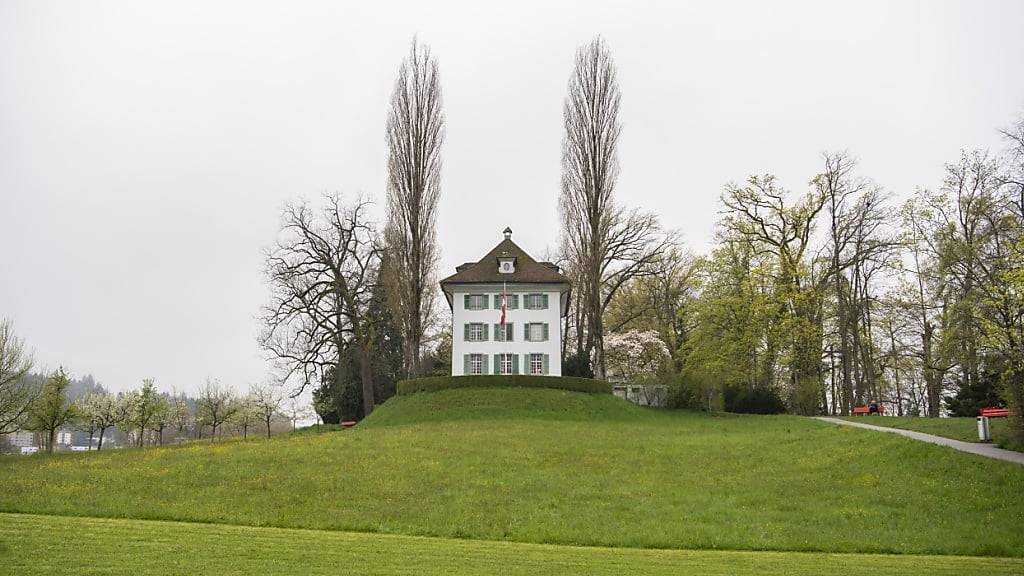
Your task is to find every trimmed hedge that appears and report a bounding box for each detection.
[397,375,612,396]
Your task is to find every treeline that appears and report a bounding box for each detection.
[0,328,292,453]
[600,118,1024,438]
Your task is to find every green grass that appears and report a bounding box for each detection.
[837,415,1022,451]
[3,513,1022,576]
[1,388,1023,559]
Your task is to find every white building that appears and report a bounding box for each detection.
[441,228,570,376]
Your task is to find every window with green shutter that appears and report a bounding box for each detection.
[524,293,549,310]
[466,294,488,310]
[467,323,487,342]
[468,354,484,375]
[525,323,546,342]
[493,323,513,342]
[528,353,544,375]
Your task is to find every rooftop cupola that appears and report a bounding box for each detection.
[503,226,512,240]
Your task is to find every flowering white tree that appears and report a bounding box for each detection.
[604,330,671,383]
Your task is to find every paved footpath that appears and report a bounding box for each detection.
[815,417,1024,465]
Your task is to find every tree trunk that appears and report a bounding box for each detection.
[97,428,105,451]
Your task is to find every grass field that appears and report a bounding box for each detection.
[2,388,1022,559]
[3,513,1022,576]
[837,415,1021,451]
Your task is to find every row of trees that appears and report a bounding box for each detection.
[597,117,1023,442]
[73,378,285,451]
[0,323,291,453]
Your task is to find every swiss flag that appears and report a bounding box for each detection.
[499,284,507,328]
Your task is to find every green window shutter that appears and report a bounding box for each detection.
[493,354,500,375]
[541,294,549,309]
[542,323,549,341]
[481,323,488,341]
[512,354,519,375]
[524,354,530,374]
[494,295,501,309]
[482,354,489,375]
[543,354,550,375]
[463,323,470,341]
[493,323,500,341]
[506,323,513,342]
[463,354,470,375]
[508,294,517,309]
[463,295,470,309]
[482,294,489,309]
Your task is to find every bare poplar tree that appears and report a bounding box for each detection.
[385,38,444,378]
[261,194,382,416]
[559,37,675,379]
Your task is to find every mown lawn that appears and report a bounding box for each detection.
[837,415,1021,451]
[3,513,1022,576]
[1,388,1022,557]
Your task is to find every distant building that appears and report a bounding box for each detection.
[440,228,571,376]
[6,431,36,448]
[57,430,73,446]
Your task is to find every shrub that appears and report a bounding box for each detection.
[561,353,594,378]
[723,384,786,414]
[397,375,612,396]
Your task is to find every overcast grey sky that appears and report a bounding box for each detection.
[2,0,1022,395]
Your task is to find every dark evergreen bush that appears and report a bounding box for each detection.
[724,385,786,414]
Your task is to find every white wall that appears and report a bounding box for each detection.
[450,283,564,376]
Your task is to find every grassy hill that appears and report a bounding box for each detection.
[2,387,1023,571]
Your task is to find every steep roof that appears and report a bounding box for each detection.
[439,236,569,288]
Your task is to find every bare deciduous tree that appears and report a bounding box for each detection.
[261,194,382,416]
[251,383,283,439]
[384,38,444,379]
[0,318,36,434]
[195,379,236,440]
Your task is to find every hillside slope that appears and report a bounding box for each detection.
[1,388,1022,557]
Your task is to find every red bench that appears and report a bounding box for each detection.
[980,407,1009,418]
[852,405,885,415]
[340,420,357,427]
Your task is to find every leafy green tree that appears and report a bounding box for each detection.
[27,367,75,452]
